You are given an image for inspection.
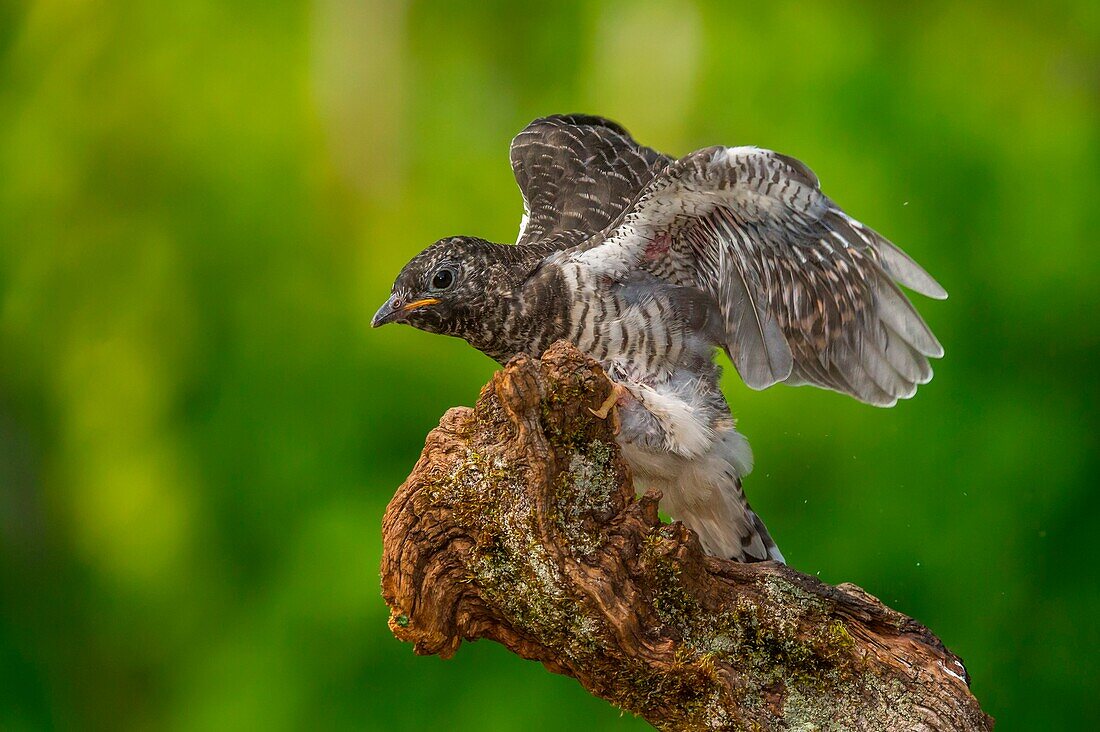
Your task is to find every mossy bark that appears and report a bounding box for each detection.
[380,342,993,731]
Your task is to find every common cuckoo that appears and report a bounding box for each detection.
[372,115,946,563]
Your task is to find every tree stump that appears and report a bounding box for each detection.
[380,341,993,731]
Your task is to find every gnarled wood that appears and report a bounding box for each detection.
[380,342,993,731]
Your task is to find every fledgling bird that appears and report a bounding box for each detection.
[372,115,946,563]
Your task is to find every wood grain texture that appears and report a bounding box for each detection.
[380,341,993,731]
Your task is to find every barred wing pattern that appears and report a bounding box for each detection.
[510,115,671,247]
[572,146,947,406]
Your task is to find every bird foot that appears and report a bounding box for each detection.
[589,383,628,434]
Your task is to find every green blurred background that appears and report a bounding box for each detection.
[0,1,1096,729]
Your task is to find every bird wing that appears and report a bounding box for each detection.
[510,114,671,247]
[570,146,947,406]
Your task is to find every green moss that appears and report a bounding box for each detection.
[606,655,725,731]
[426,430,607,659]
[538,376,609,452]
[552,438,619,555]
[821,620,854,654]
[635,530,880,726]
[643,535,699,629]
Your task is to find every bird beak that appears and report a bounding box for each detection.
[371,295,441,328]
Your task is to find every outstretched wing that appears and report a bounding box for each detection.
[572,146,947,406]
[510,114,671,247]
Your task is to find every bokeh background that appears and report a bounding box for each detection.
[1,1,1097,729]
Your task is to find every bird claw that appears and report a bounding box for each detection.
[589,384,623,419]
[589,383,628,434]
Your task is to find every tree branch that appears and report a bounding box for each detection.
[380,342,993,731]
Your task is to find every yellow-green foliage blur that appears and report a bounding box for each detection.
[1,1,1097,730]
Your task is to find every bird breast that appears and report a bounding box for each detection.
[554,261,718,379]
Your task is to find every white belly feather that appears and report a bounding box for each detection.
[609,367,782,563]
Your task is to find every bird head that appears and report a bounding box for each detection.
[371,236,509,338]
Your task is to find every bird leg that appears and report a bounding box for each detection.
[589,382,629,434]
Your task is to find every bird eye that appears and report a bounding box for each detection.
[430,267,456,291]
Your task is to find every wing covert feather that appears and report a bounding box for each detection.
[571,146,946,406]
[509,115,671,247]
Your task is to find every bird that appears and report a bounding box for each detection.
[372,114,946,563]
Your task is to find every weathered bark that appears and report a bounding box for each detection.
[380,342,993,731]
